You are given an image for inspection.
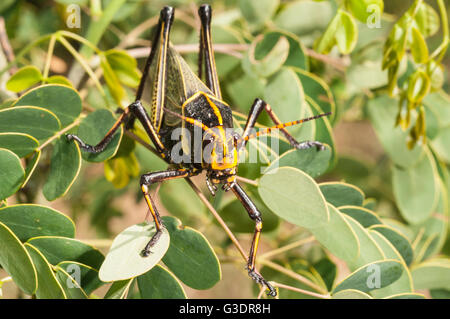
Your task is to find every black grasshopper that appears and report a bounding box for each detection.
[67,5,330,296]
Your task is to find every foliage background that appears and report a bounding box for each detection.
[0,0,449,299]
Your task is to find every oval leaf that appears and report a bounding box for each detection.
[0,106,61,143]
[411,258,450,290]
[137,265,186,299]
[0,148,25,200]
[319,182,365,208]
[6,66,42,93]
[14,84,82,127]
[57,261,103,295]
[258,167,329,228]
[0,133,39,158]
[332,260,403,294]
[0,204,75,242]
[43,137,81,201]
[27,236,104,269]
[99,222,170,282]
[162,216,221,290]
[24,243,66,299]
[339,206,382,228]
[392,149,438,224]
[370,225,414,266]
[310,204,360,263]
[0,221,37,295]
[264,145,331,178]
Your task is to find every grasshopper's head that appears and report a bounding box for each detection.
[203,126,241,188]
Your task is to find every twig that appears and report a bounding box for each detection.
[185,178,248,261]
[259,259,327,294]
[235,175,258,187]
[259,236,315,259]
[0,17,17,75]
[271,281,330,299]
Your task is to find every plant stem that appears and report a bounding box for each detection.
[185,178,248,261]
[57,35,107,104]
[259,259,327,294]
[42,34,56,80]
[271,281,331,299]
[235,175,259,187]
[259,236,315,259]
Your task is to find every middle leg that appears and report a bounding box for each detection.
[140,168,196,256]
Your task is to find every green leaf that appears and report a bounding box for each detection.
[264,145,331,178]
[239,0,279,29]
[0,204,75,242]
[76,109,123,162]
[242,34,289,78]
[310,204,359,263]
[0,221,37,295]
[100,57,125,106]
[263,68,305,138]
[54,266,88,299]
[137,265,186,299]
[319,182,364,208]
[0,149,25,200]
[24,243,66,299]
[392,149,438,224]
[370,225,413,266]
[413,2,440,37]
[295,69,335,119]
[6,66,42,93]
[344,0,384,23]
[315,10,358,55]
[57,261,103,295]
[0,106,61,144]
[0,133,39,158]
[43,137,81,201]
[104,279,133,299]
[332,289,372,299]
[104,49,140,88]
[407,69,431,103]
[335,10,358,54]
[98,222,170,282]
[385,293,426,299]
[162,216,221,290]
[344,215,384,270]
[313,257,337,292]
[267,31,309,70]
[339,206,382,228]
[369,230,413,297]
[412,258,450,290]
[410,27,429,64]
[274,1,334,36]
[27,236,104,269]
[46,75,74,87]
[14,84,82,127]
[332,260,403,294]
[367,95,424,168]
[258,167,329,228]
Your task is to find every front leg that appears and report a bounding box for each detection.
[230,182,277,297]
[241,98,326,151]
[140,168,195,256]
